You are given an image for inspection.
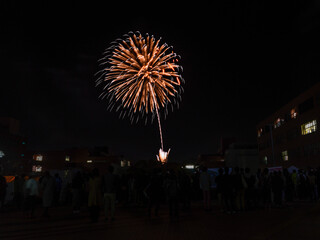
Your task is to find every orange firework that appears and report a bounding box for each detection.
[96,31,184,160]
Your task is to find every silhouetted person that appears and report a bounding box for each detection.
[283,168,293,202]
[215,168,224,212]
[271,171,283,207]
[192,170,201,201]
[0,175,7,211]
[298,170,307,200]
[102,165,117,221]
[291,170,298,199]
[136,170,148,207]
[14,175,25,210]
[199,166,211,211]
[145,168,163,218]
[165,170,180,219]
[72,171,84,214]
[261,168,272,210]
[54,173,62,206]
[41,171,56,217]
[234,167,246,211]
[222,167,235,213]
[128,173,137,206]
[179,170,191,211]
[316,168,320,201]
[308,170,317,201]
[25,174,39,218]
[88,168,102,223]
[244,168,256,210]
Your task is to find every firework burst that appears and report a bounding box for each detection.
[96,31,184,161]
[96,31,184,123]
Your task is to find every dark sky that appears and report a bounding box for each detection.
[1,1,320,162]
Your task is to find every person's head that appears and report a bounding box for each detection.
[224,167,229,175]
[218,168,224,175]
[234,166,240,174]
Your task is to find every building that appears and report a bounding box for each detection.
[225,143,259,173]
[257,82,320,168]
[197,154,225,168]
[197,138,239,168]
[30,146,127,173]
[0,118,28,175]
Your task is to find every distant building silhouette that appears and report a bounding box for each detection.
[197,154,224,168]
[0,118,127,176]
[225,143,259,173]
[0,117,28,175]
[197,137,237,168]
[30,146,127,174]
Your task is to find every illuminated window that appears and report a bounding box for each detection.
[65,156,70,162]
[281,151,288,161]
[257,128,263,137]
[32,165,42,172]
[274,118,284,128]
[264,156,268,164]
[121,160,126,167]
[87,160,92,163]
[290,108,297,119]
[121,160,130,167]
[33,154,43,161]
[301,120,317,135]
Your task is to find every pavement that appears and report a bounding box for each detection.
[1,201,320,240]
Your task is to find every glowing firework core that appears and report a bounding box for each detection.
[157,148,171,164]
[97,31,184,163]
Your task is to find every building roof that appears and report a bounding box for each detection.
[257,81,320,128]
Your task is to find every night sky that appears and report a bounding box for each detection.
[1,1,320,162]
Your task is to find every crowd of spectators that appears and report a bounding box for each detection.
[1,165,320,221]
[213,166,320,214]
